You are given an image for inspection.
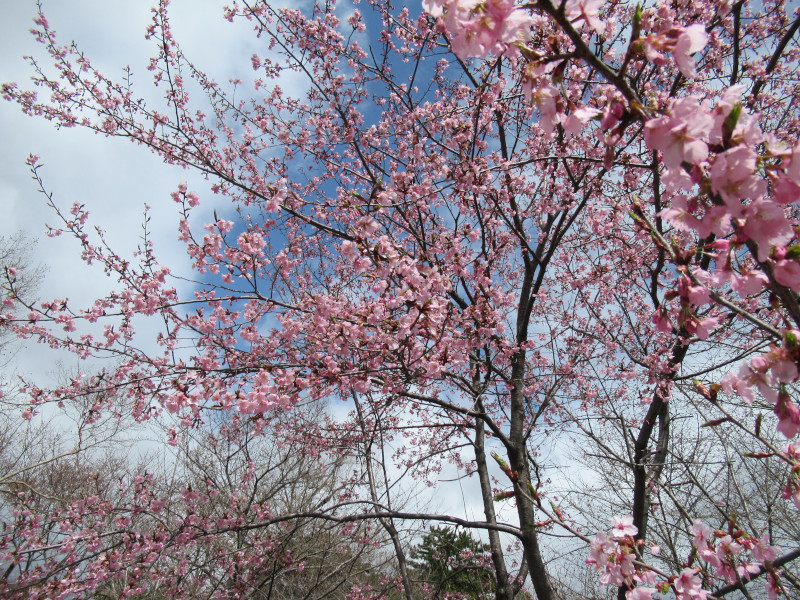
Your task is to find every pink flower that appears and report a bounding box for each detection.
[658,195,703,233]
[715,535,742,563]
[780,141,800,186]
[782,479,800,510]
[678,273,710,306]
[691,520,712,548]
[674,568,705,599]
[771,173,800,204]
[770,356,798,384]
[642,24,708,79]
[523,75,562,133]
[695,315,721,340]
[742,197,793,261]
[642,34,668,66]
[644,96,713,169]
[662,167,694,194]
[587,531,614,567]
[652,307,672,333]
[673,24,708,78]
[784,441,800,460]
[423,0,448,17]
[709,146,767,205]
[698,544,722,569]
[709,85,762,147]
[445,0,533,59]
[773,259,800,291]
[774,392,800,438]
[610,515,637,538]
[702,205,735,238]
[627,587,656,600]
[730,269,768,297]
[766,572,782,600]
[562,106,600,138]
[781,443,800,508]
[619,550,636,576]
[565,0,605,35]
[752,534,776,563]
[737,357,779,404]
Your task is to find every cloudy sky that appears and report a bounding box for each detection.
[0,0,268,378]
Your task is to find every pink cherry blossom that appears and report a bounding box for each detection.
[709,146,767,205]
[782,479,800,510]
[742,197,793,261]
[658,194,703,233]
[773,259,800,291]
[562,105,600,138]
[587,531,614,567]
[774,392,800,438]
[779,141,800,186]
[644,96,713,169]
[422,0,447,17]
[444,0,533,59]
[627,587,657,600]
[4,1,800,598]
[565,0,606,35]
[610,515,637,538]
[730,269,768,297]
[691,520,712,548]
[771,173,800,204]
[674,568,706,600]
[672,24,708,78]
[641,23,708,79]
[695,315,721,340]
[752,534,777,563]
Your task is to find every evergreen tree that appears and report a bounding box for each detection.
[410,527,495,599]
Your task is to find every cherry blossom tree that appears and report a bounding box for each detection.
[3,0,800,598]
[409,525,497,598]
[0,392,395,599]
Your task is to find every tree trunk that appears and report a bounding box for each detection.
[508,351,554,600]
[475,403,515,600]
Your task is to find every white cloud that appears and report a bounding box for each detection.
[0,1,271,382]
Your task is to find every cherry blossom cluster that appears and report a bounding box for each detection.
[424,0,800,445]
[690,520,783,599]
[718,334,800,439]
[638,20,708,78]
[422,0,800,453]
[585,516,660,599]
[588,516,782,599]
[422,0,534,59]
[641,86,800,440]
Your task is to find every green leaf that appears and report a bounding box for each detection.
[631,4,642,40]
[493,490,515,501]
[722,102,742,144]
[785,244,800,261]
